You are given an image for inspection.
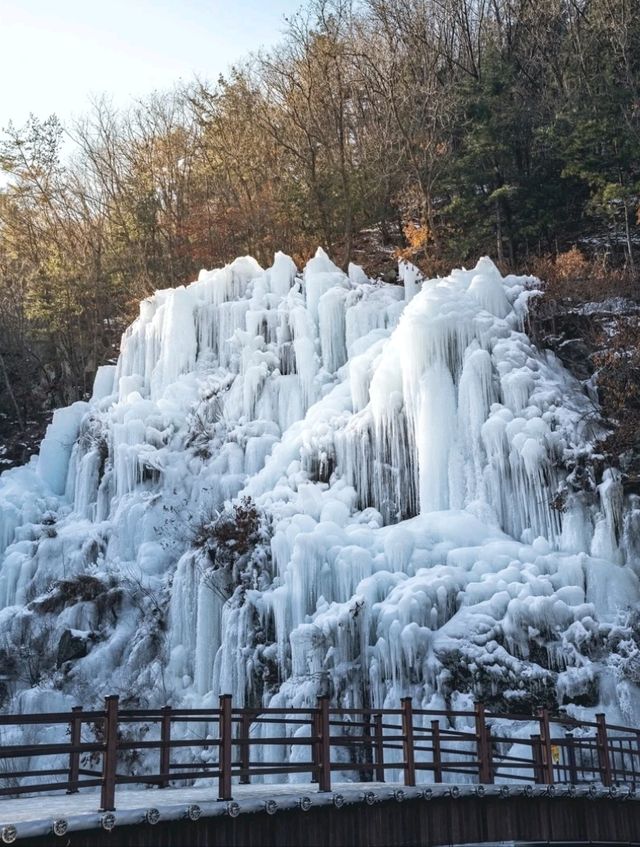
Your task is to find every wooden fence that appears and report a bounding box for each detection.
[0,697,638,811]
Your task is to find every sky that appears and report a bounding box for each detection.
[0,0,303,130]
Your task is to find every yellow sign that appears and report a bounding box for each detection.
[551,745,561,764]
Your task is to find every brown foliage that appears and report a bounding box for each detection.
[531,248,638,303]
[191,496,264,570]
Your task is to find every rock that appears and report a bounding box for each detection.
[556,338,594,381]
[56,629,89,668]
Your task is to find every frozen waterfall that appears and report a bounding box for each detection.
[0,249,639,740]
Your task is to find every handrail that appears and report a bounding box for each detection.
[0,697,636,810]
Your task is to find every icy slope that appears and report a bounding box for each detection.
[0,250,639,729]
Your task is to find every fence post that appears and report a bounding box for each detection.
[401,698,416,787]
[361,712,372,782]
[373,713,385,782]
[596,713,612,787]
[100,696,119,812]
[311,709,320,783]
[431,720,443,783]
[66,706,82,795]
[159,706,171,789]
[218,694,233,800]
[537,707,554,785]
[239,712,251,785]
[531,734,544,784]
[475,702,493,784]
[317,696,332,792]
[565,732,578,784]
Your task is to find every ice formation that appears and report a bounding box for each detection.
[1,249,639,751]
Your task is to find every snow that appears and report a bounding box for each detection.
[0,250,639,785]
[2,781,595,839]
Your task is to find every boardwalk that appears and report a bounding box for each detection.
[2,781,640,846]
[1,697,639,843]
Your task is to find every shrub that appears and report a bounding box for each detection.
[530,248,638,303]
[192,497,263,566]
[191,496,271,598]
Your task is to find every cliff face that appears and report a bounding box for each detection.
[530,295,640,495]
[0,251,638,741]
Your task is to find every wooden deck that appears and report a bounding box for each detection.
[1,697,639,843]
[1,782,639,846]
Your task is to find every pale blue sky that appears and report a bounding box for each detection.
[0,0,303,129]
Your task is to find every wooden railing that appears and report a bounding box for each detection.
[0,697,638,811]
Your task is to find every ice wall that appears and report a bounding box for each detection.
[0,250,639,741]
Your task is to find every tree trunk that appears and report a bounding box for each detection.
[623,199,636,276]
[0,351,24,431]
[495,200,504,264]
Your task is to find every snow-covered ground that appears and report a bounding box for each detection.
[0,250,639,773]
[2,781,570,840]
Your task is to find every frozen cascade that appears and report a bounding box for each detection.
[1,249,640,778]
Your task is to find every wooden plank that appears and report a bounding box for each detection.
[596,712,613,787]
[373,713,384,782]
[431,719,442,782]
[66,705,82,794]
[401,697,415,787]
[318,697,331,792]
[475,702,493,784]
[537,707,554,785]
[100,695,118,811]
[218,694,232,800]
[159,705,171,788]
[239,712,251,784]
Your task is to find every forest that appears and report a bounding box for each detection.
[0,0,638,453]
